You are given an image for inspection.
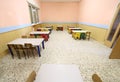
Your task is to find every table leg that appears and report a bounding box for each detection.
[37,46,41,57]
[42,40,45,49]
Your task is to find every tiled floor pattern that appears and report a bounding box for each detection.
[0,30,120,82]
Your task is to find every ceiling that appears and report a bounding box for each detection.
[40,0,80,2]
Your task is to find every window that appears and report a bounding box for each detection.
[28,3,39,24]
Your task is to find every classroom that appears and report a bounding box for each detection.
[0,0,120,82]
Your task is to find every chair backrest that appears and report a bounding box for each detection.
[80,33,86,39]
[86,32,91,36]
[7,44,15,49]
[21,35,27,38]
[46,26,53,30]
[7,44,16,52]
[37,35,42,38]
[15,44,24,49]
[24,43,33,48]
[28,36,35,38]
[26,71,36,82]
[45,29,49,31]
[37,29,41,31]
[92,74,102,82]
[86,32,91,40]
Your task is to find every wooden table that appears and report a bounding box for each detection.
[37,28,52,31]
[46,27,53,29]
[35,64,83,82]
[30,31,50,41]
[72,30,87,33]
[7,38,44,57]
[30,31,50,35]
[68,27,82,30]
[56,27,63,31]
[68,28,82,34]
[72,30,87,39]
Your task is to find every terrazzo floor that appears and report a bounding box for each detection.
[0,30,120,82]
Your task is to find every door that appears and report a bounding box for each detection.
[105,3,120,48]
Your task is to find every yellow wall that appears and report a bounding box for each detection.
[33,23,78,31]
[0,26,33,58]
[78,24,108,44]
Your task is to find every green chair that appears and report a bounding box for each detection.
[80,33,86,40]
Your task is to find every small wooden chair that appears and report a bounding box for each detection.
[37,35,42,38]
[26,71,36,82]
[37,29,41,31]
[14,44,26,59]
[21,35,27,38]
[28,35,35,38]
[72,32,80,40]
[86,32,91,40]
[80,33,86,40]
[24,43,38,58]
[7,44,16,58]
[92,74,102,82]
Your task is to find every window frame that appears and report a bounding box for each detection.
[28,2,39,24]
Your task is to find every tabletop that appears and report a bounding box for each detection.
[30,31,50,34]
[8,38,44,46]
[72,30,87,33]
[69,27,82,30]
[35,64,83,82]
[37,28,52,30]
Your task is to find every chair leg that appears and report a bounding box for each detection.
[32,50,35,58]
[23,51,26,59]
[16,51,21,59]
[27,51,29,58]
[26,49,30,58]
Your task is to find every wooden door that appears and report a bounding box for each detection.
[109,35,120,59]
[105,3,120,48]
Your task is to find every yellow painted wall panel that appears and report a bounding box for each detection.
[78,24,108,44]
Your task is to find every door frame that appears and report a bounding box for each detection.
[105,3,120,48]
